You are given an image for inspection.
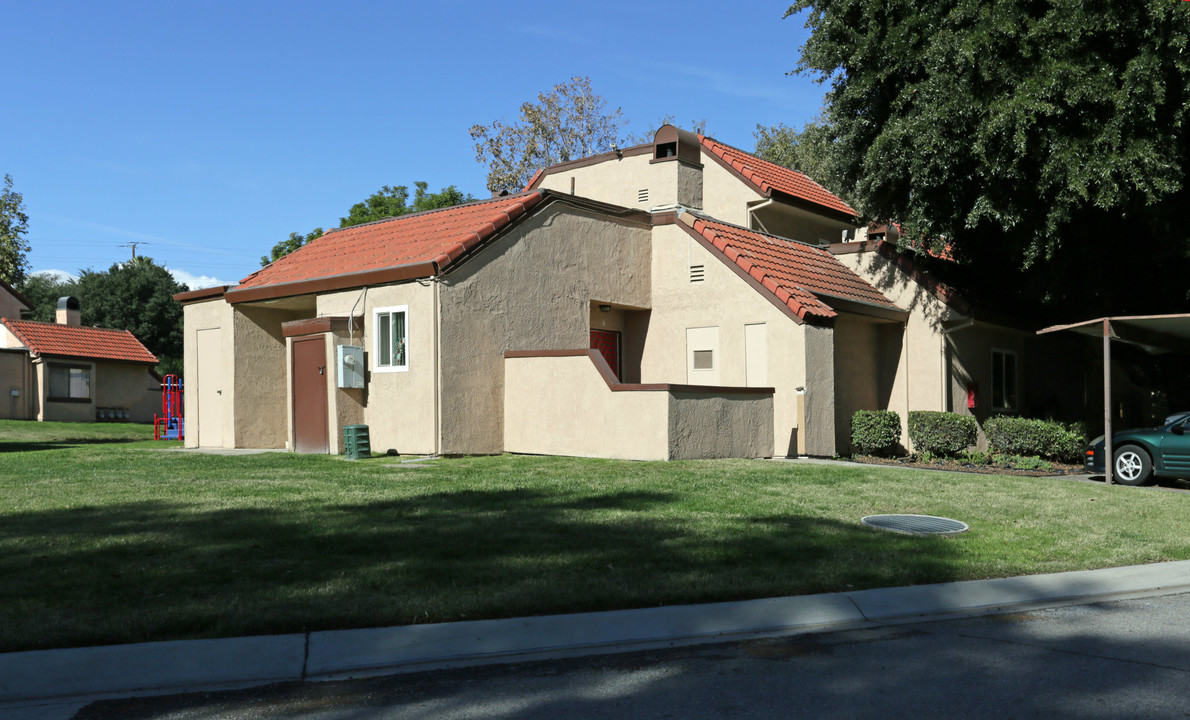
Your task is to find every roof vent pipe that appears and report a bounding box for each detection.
[56,297,80,326]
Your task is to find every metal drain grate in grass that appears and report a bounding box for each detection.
[861,514,969,536]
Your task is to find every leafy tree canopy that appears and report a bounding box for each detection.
[753,117,837,194]
[0,174,32,286]
[260,182,473,266]
[471,77,634,195]
[789,0,1190,314]
[77,257,188,376]
[16,271,79,323]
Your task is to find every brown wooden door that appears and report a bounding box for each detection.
[292,336,328,454]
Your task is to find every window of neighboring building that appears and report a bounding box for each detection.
[48,363,91,401]
[373,305,408,372]
[991,349,1017,411]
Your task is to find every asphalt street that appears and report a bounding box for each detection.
[72,592,1190,719]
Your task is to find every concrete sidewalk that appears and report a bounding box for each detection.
[4,560,1190,719]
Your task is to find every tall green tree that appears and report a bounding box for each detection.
[16,271,79,322]
[76,257,188,376]
[753,117,837,193]
[260,182,473,266]
[0,174,31,286]
[789,0,1190,315]
[471,77,633,195]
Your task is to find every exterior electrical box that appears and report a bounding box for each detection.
[337,345,365,389]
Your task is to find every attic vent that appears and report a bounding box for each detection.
[637,188,649,203]
[689,264,705,283]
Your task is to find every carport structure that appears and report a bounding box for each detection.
[1038,314,1190,484]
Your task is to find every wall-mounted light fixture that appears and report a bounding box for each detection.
[598,304,612,313]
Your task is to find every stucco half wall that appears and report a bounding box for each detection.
[504,350,773,461]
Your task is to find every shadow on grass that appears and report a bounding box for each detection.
[0,437,150,453]
[0,487,963,652]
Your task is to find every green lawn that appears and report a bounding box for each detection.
[2,419,1189,653]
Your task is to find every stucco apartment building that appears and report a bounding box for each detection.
[0,281,161,423]
[177,126,1049,460]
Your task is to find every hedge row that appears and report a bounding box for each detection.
[850,410,902,455]
[984,416,1085,462]
[849,409,1086,461]
[907,411,977,456]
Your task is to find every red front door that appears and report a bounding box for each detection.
[590,330,621,380]
[292,336,329,454]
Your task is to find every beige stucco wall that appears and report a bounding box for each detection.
[536,154,662,210]
[504,353,671,460]
[438,204,652,455]
[233,306,305,449]
[642,223,810,457]
[751,203,854,247]
[699,155,763,227]
[0,350,31,419]
[182,298,235,448]
[317,282,437,455]
[0,289,26,320]
[668,390,773,459]
[93,360,160,423]
[504,354,773,460]
[946,322,1033,448]
[834,248,952,448]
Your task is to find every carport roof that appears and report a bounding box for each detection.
[1038,314,1190,354]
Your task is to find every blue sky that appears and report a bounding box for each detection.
[3,1,825,289]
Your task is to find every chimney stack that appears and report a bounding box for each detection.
[56,297,80,326]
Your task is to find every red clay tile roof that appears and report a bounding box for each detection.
[699,136,856,219]
[2,319,158,364]
[679,213,900,321]
[236,191,546,292]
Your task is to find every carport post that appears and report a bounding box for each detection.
[1103,319,1113,485]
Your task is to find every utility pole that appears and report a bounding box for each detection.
[119,241,147,259]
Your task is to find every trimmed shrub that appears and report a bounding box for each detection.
[851,410,902,456]
[907,411,977,456]
[984,416,1085,462]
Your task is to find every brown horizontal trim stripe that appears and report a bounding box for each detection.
[174,285,231,304]
[280,317,359,337]
[226,262,438,304]
[504,349,773,395]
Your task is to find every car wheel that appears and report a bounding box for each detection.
[1113,444,1153,486]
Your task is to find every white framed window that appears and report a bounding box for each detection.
[991,349,1017,411]
[373,305,409,372]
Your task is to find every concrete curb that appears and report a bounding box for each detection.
[3,560,1190,706]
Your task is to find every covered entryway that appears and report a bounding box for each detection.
[291,335,328,453]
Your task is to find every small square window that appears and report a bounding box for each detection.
[692,350,714,370]
[373,306,409,372]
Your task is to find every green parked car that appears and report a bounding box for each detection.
[1083,412,1190,486]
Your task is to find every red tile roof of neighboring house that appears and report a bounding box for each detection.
[235,192,546,292]
[1,319,158,364]
[679,213,900,322]
[699,135,857,219]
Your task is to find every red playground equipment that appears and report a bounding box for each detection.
[154,374,185,441]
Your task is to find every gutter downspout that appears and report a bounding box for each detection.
[433,265,442,457]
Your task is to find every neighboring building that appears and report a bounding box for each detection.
[0,286,161,423]
[177,126,1057,459]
